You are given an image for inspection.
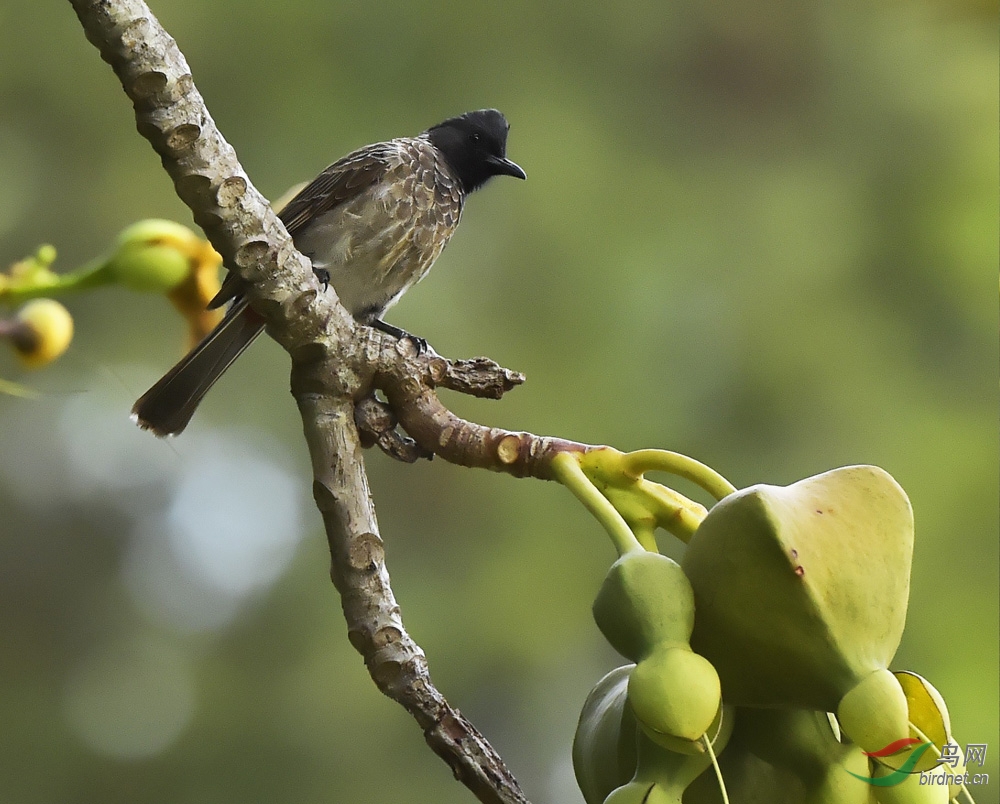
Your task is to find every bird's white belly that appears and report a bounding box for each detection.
[297,188,449,319]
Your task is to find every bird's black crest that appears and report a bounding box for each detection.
[425,109,525,193]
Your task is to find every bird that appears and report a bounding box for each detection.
[132,109,525,436]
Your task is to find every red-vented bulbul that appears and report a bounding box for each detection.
[132,109,525,436]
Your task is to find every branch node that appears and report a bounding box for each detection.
[496,434,522,465]
[174,173,213,211]
[129,68,167,100]
[355,394,434,463]
[164,122,200,151]
[344,531,384,573]
[216,175,248,207]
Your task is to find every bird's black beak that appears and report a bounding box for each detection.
[487,155,527,180]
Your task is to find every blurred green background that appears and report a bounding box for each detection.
[1,1,997,802]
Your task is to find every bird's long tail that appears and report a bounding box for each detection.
[131,299,265,436]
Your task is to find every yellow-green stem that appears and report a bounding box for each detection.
[622,449,737,501]
[1,259,110,305]
[635,478,706,542]
[550,451,643,556]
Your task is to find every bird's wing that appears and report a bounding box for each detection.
[278,142,397,237]
[209,141,400,309]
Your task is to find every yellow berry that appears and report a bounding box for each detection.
[12,299,74,368]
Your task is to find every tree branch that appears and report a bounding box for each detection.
[298,391,529,802]
[67,1,595,801]
[68,0,345,355]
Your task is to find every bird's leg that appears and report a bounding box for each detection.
[370,319,430,355]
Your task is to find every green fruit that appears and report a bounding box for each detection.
[683,727,804,804]
[592,551,695,662]
[572,665,638,804]
[604,721,733,804]
[645,701,732,758]
[682,465,913,710]
[108,242,190,292]
[739,707,876,804]
[837,669,910,757]
[871,766,950,803]
[604,780,678,804]
[628,646,721,748]
[106,219,199,292]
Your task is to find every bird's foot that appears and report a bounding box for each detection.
[313,267,330,291]
[371,319,430,355]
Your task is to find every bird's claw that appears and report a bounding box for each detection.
[406,334,429,354]
[371,319,431,355]
[313,267,330,291]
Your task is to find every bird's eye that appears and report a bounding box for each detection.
[469,132,482,144]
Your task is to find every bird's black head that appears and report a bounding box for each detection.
[425,109,526,194]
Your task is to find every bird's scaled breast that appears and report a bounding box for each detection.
[296,149,463,318]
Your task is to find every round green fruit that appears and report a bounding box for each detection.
[627,646,722,749]
[593,550,695,662]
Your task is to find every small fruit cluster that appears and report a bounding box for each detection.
[555,453,966,804]
[1,221,221,392]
